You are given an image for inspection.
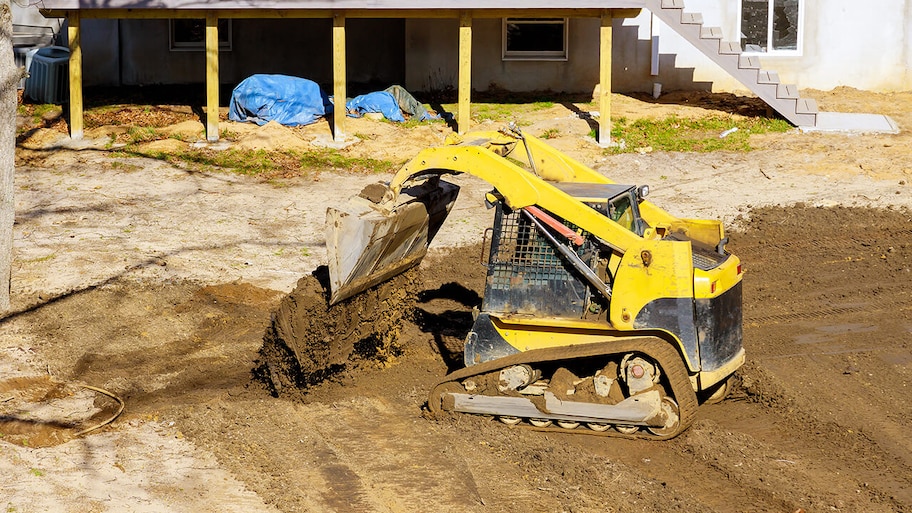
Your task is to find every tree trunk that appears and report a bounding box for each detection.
[0,0,17,311]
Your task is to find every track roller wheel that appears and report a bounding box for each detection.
[615,425,639,434]
[647,397,680,437]
[556,420,580,430]
[499,416,522,426]
[529,418,552,428]
[587,423,611,432]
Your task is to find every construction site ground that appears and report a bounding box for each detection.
[3,87,912,512]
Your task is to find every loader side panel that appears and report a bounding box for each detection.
[633,298,700,370]
[482,205,592,318]
[464,312,521,366]
[695,281,743,372]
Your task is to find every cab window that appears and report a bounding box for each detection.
[609,195,635,233]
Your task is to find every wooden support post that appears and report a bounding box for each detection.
[333,12,346,142]
[67,11,83,140]
[598,11,613,147]
[457,12,472,135]
[205,12,220,142]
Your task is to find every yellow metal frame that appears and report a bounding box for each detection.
[384,130,741,370]
[333,13,347,141]
[67,13,83,139]
[205,13,220,142]
[599,11,612,147]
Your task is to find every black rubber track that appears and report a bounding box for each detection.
[428,336,698,440]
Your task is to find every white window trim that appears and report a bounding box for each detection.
[738,0,804,56]
[169,19,233,52]
[502,18,569,62]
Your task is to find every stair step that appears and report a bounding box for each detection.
[796,98,819,115]
[719,41,742,55]
[757,70,780,84]
[701,26,723,39]
[739,55,761,69]
[681,12,703,24]
[777,84,800,99]
[661,0,685,8]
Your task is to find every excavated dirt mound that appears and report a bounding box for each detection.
[259,267,422,397]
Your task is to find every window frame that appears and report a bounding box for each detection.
[169,19,233,52]
[738,0,804,56]
[501,17,569,62]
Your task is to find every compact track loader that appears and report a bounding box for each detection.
[326,127,743,439]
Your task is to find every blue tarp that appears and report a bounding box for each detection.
[229,74,333,127]
[345,91,405,122]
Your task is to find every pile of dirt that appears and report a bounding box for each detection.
[258,267,422,397]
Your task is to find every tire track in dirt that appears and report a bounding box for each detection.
[303,397,492,512]
[728,205,912,508]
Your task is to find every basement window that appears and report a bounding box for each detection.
[740,0,802,54]
[169,19,232,51]
[502,18,568,61]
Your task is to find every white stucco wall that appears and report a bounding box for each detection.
[654,0,912,92]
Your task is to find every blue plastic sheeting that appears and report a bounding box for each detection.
[229,74,333,127]
[345,91,405,122]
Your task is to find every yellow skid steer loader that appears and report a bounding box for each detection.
[326,127,743,439]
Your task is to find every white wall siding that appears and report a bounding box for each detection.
[653,0,911,92]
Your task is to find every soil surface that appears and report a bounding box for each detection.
[4,87,912,512]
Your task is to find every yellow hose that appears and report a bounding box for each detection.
[73,384,125,437]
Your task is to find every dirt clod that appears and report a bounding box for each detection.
[358,182,389,203]
[259,267,421,396]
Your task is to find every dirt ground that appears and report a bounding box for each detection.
[3,87,912,512]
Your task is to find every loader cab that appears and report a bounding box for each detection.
[554,182,649,236]
[476,182,652,324]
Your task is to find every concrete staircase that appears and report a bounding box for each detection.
[648,0,818,128]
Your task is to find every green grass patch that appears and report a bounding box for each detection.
[118,147,398,179]
[539,128,560,139]
[23,253,56,264]
[397,115,446,129]
[598,115,791,153]
[17,103,63,132]
[126,126,160,144]
[300,150,399,175]
[471,103,516,122]
[219,128,239,140]
[457,101,557,123]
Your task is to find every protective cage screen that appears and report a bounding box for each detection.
[483,205,591,318]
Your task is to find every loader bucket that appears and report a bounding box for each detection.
[326,177,460,304]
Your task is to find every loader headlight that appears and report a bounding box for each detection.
[637,185,650,200]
